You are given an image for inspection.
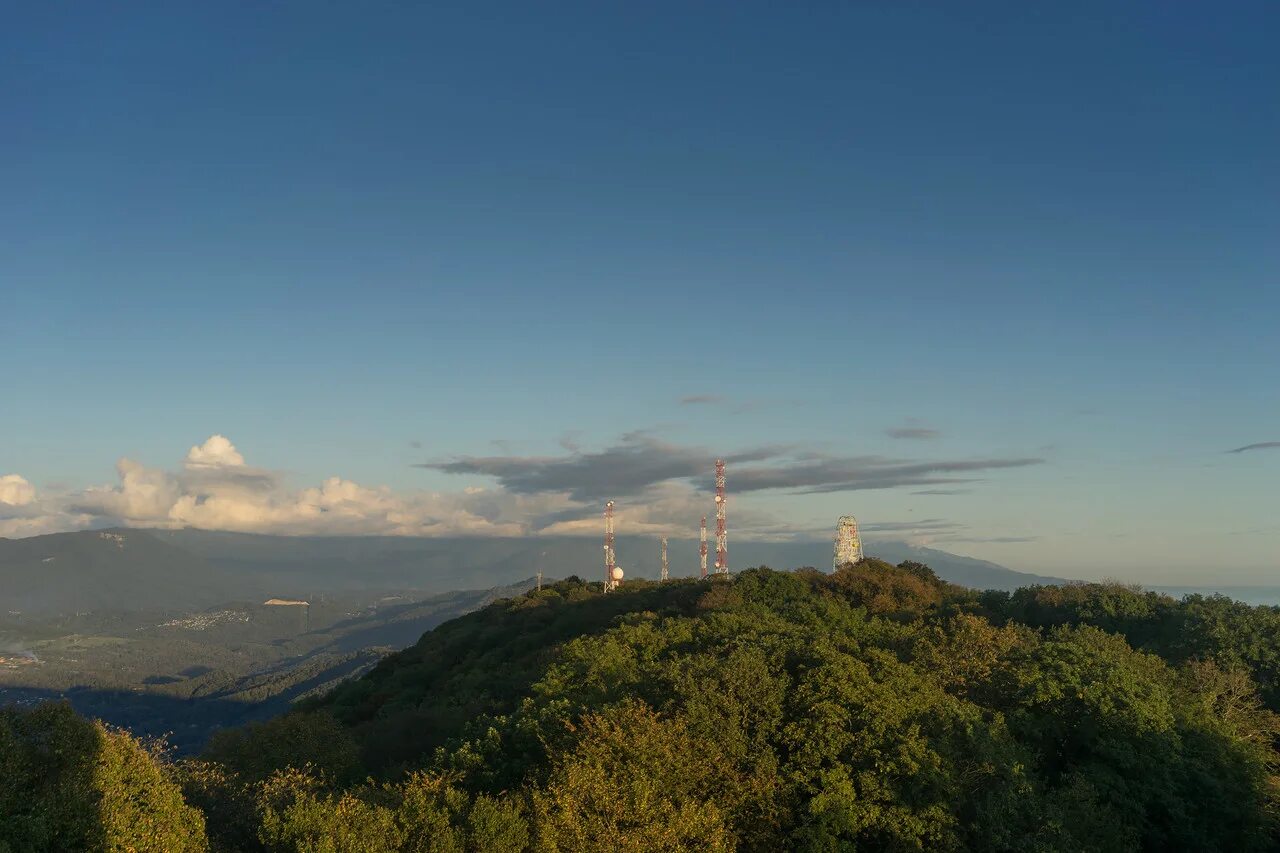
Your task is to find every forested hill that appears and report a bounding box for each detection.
[7,560,1280,851]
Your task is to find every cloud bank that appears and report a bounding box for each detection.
[423,435,793,503]
[3,436,558,539]
[422,432,1040,501]
[4,431,1040,541]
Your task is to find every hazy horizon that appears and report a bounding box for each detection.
[6,522,1277,593]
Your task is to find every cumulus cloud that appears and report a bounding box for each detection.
[72,458,181,524]
[0,474,36,507]
[1227,442,1280,454]
[679,394,723,405]
[50,435,554,538]
[185,435,245,468]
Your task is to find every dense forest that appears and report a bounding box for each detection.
[5,559,1280,851]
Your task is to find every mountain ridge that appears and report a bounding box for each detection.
[2,526,1071,615]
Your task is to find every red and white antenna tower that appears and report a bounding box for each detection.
[699,516,708,579]
[604,500,619,592]
[660,537,669,582]
[714,459,728,574]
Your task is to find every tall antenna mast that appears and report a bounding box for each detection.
[604,500,617,592]
[714,458,728,574]
[660,537,669,582]
[699,516,708,579]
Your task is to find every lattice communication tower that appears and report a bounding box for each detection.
[604,501,621,591]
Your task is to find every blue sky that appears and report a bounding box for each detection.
[2,3,1277,582]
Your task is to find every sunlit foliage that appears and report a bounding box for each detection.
[0,702,207,852]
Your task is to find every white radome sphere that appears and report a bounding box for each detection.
[611,566,624,581]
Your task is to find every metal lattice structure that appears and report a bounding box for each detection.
[834,515,863,570]
[714,459,728,574]
[700,516,708,579]
[660,537,669,582]
[604,501,618,591]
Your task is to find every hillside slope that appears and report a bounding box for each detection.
[192,562,1280,851]
[1,580,535,753]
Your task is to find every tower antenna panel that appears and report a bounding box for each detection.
[714,459,728,574]
[834,515,863,570]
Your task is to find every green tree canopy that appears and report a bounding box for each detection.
[11,561,1280,851]
[0,702,207,852]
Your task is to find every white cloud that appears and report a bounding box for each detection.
[0,474,36,507]
[0,475,95,538]
[0,513,85,538]
[4,434,807,541]
[184,434,246,469]
[14,435,582,539]
[78,458,181,524]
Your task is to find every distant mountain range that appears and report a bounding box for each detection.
[2,527,1075,615]
[0,529,231,614]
